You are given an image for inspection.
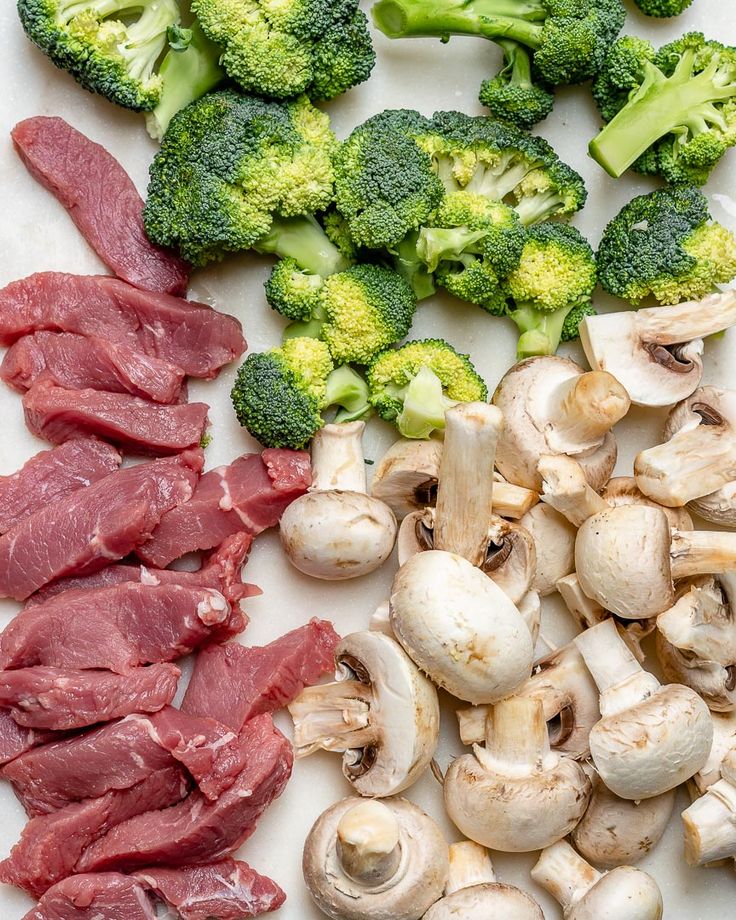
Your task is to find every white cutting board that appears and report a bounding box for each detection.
[1,1,735,916]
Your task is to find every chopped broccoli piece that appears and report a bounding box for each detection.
[265,257,326,322]
[479,39,555,130]
[633,0,693,16]
[561,300,597,341]
[389,231,437,301]
[367,338,488,439]
[597,186,736,306]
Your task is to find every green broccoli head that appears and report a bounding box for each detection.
[633,0,694,16]
[265,257,326,322]
[478,40,555,130]
[561,300,597,342]
[367,338,488,439]
[597,186,736,306]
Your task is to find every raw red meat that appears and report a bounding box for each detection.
[12,117,190,297]
[22,873,157,920]
[0,767,188,897]
[77,715,292,874]
[0,664,180,730]
[0,449,202,600]
[0,439,120,535]
[0,710,56,766]
[182,619,339,731]
[134,859,286,919]
[137,450,311,567]
[2,333,185,404]
[0,273,245,378]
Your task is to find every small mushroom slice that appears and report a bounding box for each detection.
[521,503,576,596]
[423,841,544,920]
[580,291,736,408]
[575,619,713,799]
[288,631,439,796]
[280,422,397,580]
[444,696,592,851]
[492,356,630,491]
[303,796,448,920]
[602,476,694,531]
[531,840,664,920]
[682,747,736,866]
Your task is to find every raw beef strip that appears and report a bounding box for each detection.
[0,768,188,897]
[77,715,293,874]
[0,439,120,535]
[137,450,311,567]
[0,273,245,378]
[12,117,190,297]
[134,859,285,919]
[0,710,56,766]
[22,873,156,920]
[0,449,202,600]
[2,332,185,404]
[0,664,180,730]
[182,619,339,731]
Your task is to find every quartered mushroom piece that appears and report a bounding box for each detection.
[580,291,736,408]
[682,747,736,866]
[288,631,439,796]
[520,502,577,596]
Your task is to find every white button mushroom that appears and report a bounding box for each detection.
[520,502,577,596]
[575,619,713,800]
[302,796,449,920]
[288,630,439,796]
[492,356,631,491]
[531,839,664,920]
[682,747,736,866]
[579,290,736,408]
[279,421,397,580]
[444,696,592,851]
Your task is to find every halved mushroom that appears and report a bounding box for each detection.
[302,796,448,920]
[288,631,439,796]
[531,839,664,919]
[280,422,397,579]
[492,356,630,491]
[575,619,713,799]
[423,841,544,920]
[602,476,694,531]
[682,747,736,866]
[520,503,576,596]
[579,291,736,408]
[691,709,736,796]
[444,696,592,851]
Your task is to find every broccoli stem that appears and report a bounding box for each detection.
[256,215,350,277]
[283,304,327,342]
[390,232,437,300]
[497,38,534,89]
[416,226,488,272]
[510,303,572,359]
[397,365,458,439]
[325,366,371,422]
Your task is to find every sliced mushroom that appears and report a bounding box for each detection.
[492,356,630,491]
[580,291,736,408]
[518,590,541,645]
[444,696,591,851]
[280,422,397,579]
[288,631,439,796]
[682,747,736,866]
[520,503,576,596]
[531,839,664,919]
[602,476,694,531]
[368,600,393,637]
[691,709,736,796]
[575,619,713,799]
[303,796,448,920]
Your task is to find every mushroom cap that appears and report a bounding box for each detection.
[303,796,449,920]
[389,551,534,704]
[575,505,675,619]
[601,477,694,531]
[280,491,397,580]
[521,503,576,596]
[424,883,544,920]
[589,683,713,799]
[689,483,736,528]
[568,866,663,920]
[371,438,443,520]
[692,709,736,795]
[655,631,736,713]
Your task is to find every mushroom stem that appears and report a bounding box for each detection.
[493,478,539,519]
[434,402,502,566]
[538,455,609,527]
[556,573,606,629]
[682,750,736,865]
[336,800,402,886]
[670,530,736,580]
[485,696,550,766]
[309,421,368,493]
[531,840,601,910]
[545,371,630,453]
[446,841,496,894]
[289,680,374,755]
[636,291,736,344]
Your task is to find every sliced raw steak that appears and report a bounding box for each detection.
[0,664,180,730]
[0,449,202,600]
[0,439,120,535]
[12,116,190,297]
[0,767,188,897]
[182,619,339,731]
[2,332,185,403]
[77,715,292,873]
[137,450,311,567]
[0,273,245,377]
[22,873,157,920]
[134,859,285,919]
[0,710,56,766]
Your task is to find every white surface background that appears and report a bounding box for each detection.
[1,1,735,916]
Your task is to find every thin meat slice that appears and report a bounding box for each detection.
[0,439,120,535]
[22,873,157,920]
[0,767,188,897]
[77,714,293,874]
[182,618,339,730]
[134,859,286,919]
[12,116,190,297]
[0,273,245,378]
[137,450,311,567]
[2,332,185,404]
[0,710,57,766]
[0,449,202,600]
[0,664,180,730]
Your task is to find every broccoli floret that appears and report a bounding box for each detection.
[367,339,488,439]
[589,33,736,183]
[479,40,555,130]
[561,300,597,341]
[192,0,374,101]
[634,0,693,16]
[597,186,736,306]
[265,257,326,322]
